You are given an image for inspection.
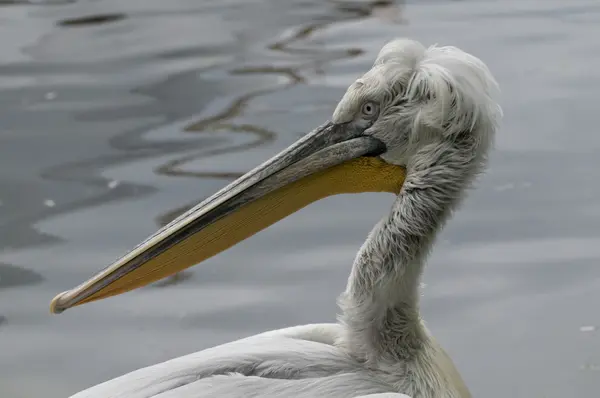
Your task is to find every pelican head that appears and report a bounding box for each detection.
[50,38,500,314]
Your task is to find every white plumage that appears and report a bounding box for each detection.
[58,38,501,398]
[73,324,413,398]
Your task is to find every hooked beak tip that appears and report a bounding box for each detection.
[50,293,65,314]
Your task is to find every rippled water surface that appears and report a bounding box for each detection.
[1,0,599,397]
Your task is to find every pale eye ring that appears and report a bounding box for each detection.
[360,101,378,118]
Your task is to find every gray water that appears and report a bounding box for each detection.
[1,0,599,397]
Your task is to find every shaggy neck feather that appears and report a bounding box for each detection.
[337,133,486,364]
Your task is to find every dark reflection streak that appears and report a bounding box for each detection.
[156,124,275,179]
[0,0,75,5]
[230,67,304,84]
[184,86,293,132]
[58,13,127,27]
[268,21,332,52]
[269,22,365,58]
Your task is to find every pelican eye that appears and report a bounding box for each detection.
[360,102,379,119]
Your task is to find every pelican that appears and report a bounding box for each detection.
[50,38,501,398]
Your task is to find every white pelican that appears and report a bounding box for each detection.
[50,38,501,398]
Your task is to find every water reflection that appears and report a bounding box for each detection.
[0,263,44,289]
[156,0,406,183]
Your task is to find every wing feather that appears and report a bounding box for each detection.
[71,324,405,398]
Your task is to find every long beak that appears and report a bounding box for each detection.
[50,121,405,314]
